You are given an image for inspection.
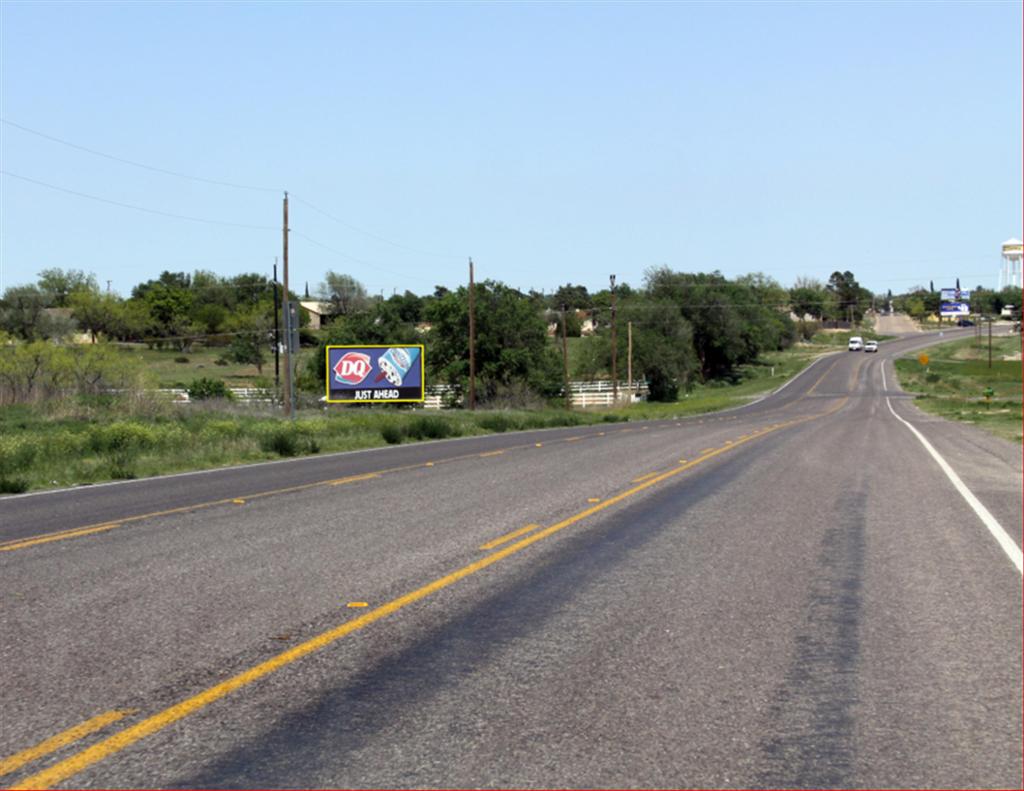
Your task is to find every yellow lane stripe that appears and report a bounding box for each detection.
[0,710,134,778]
[631,473,658,483]
[13,400,850,791]
[329,473,380,486]
[804,356,842,397]
[478,450,505,457]
[479,523,542,550]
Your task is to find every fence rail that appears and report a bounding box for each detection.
[152,380,647,409]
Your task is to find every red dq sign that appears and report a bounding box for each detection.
[332,352,372,385]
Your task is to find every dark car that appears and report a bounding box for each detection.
[956,318,974,327]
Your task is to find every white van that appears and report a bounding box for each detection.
[848,336,864,351]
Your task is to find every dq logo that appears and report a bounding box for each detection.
[333,352,372,385]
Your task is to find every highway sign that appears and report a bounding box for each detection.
[325,345,425,403]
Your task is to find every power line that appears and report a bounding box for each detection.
[1,170,278,231]
[1,118,281,193]
[289,194,459,260]
[290,230,440,285]
[3,118,462,259]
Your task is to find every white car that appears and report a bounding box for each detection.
[848,336,864,351]
[864,340,878,353]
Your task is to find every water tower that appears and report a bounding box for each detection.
[1001,238,1023,289]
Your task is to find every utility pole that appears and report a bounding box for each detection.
[282,192,292,418]
[273,258,280,390]
[988,317,992,368]
[468,257,476,411]
[561,303,570,409]
[627,320,633,402]
[610,275,618,405]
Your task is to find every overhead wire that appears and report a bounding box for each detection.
[289,194,460,260]
[1,171,278,231]
[4,117,463,266]
[1,118,281,193]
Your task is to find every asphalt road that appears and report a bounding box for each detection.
[2,329,1021,789]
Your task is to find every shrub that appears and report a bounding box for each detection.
[87,422,158,453]
[0,438,36,492]
[174,356,190,364]
[0,477,29,493]
[476,413,518,433]
[406,415,460,440]
[187,377,233,400]
[380,423,405,444]
[260,428,298,457]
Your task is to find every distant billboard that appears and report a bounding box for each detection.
[940,302,970,317]
[325,345,425,403]
[940,288,971,302]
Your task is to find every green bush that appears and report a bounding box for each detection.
[0,438,36,492]
[87,422,158,453]
[174,356,190,364]
[258,425,322,457]
[475,413,519,433]
[380,423,405,444]
[0,477,29,493]
[260,428,298,457]
[406,415,461,440]
[187,378,233,400]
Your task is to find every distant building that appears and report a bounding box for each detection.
[299,301,332,330]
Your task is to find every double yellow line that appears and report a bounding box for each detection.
[4,405,852,790]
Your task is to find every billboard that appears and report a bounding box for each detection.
[940,302,970,317]
[325,345,425,403]
[940,288,971,302]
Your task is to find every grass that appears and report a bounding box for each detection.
[0,344,834,493]
[116,343,319,388]
[893,334,1022,443]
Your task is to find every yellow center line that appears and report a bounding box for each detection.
[478,450,505,457]
[0,709,135,779]
[564,436,582,442]
[329,473,380,486]
[13,402,851,791]
[479,523,542,550]
[631,472,658,483]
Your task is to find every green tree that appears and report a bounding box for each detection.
[143,282,197,351]
[425,280,562,402]
[827,270,869,323]
[0,285,76,341]
[68,291,123,343]
[790,277,828,319]
[551,283,591,311]
[37,268,98,307]
[320,271,368,318]
[225,309,272,373]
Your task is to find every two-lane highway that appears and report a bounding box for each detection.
[2,329,1020,788]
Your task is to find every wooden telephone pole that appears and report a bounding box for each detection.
[468,257,476,410]
[610,274,618,405]
[561,303,570,408]
[282,192,292,418]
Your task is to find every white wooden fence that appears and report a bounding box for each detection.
[155,381,647,409]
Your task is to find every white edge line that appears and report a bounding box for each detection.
[882,362,1022,575]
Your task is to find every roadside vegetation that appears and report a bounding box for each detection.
[0,342,838,494]
[2,263,940,493]
[894,334,1023,443]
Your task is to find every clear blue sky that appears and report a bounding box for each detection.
[1,0,1020,299]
